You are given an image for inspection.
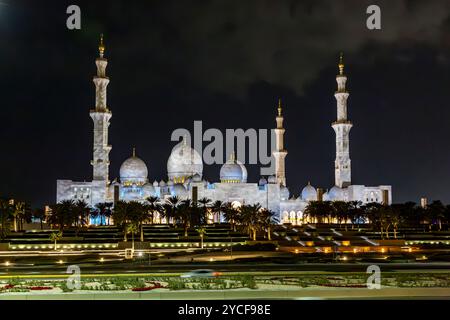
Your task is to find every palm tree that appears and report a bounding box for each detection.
[49,231,62,251]
[427,200,446,231]
[126,201,147,242]
[33,207,46,230]
[112,201,129,241]
[73,200,90,236]
[259,208,277,240]
[332,201,351,228]
[12,201,29,232]
[198,197,212,223]
[146,196,162,224]
[211,200,224,223]
[126,223,139,251]
[164,196,181,225]
[48,200,75,234]
[94,202,111,226]
[240,204,261,240]
[178,199,193,237]
[0,199,13,240]
[196,226,206,249]
[223,202,239,231]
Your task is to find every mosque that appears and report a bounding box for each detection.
[56,37,392,225]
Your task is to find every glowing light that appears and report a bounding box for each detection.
[5,261,10,266]
[381,248,385,253]
[100,258,104,262]
[57,260,64,264]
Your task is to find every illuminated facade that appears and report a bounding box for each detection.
[56,38,392,225]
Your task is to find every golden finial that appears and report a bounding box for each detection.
[338,52,344,75]
[277,98,282,117]
[230,151,236,162]
[99,34,105,58]
[132,147,136,157]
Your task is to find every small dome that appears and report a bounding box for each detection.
[280,186,290,200]
[268,175,276,184]
[259,177,268,185]
[167,137,203,182]
[236,159,247,183]
[192,173,202,182]
[159,180,166,187]
[328,186,344,200]
[153,180,159,187]
[220,153,244,183]
[171,183,188,197]
[301,182,317,201]
[119,149,148,185]
[143,184,156,197]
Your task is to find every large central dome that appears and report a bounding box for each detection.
[120,149,148,186]
[167,137,203,183]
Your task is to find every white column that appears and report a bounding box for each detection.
[332,54,352,188]
[89,35,112,203]
[273,99,287,186]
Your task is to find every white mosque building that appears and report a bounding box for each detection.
[56,38,392,225]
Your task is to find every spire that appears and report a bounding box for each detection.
[99,34,105,58]
[338,52,344,75]
[229,151,236,162]
[183,134,188,146]
[132,147,136,157]
[277,98,283,117]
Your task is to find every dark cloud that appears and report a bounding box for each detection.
[1,0,450,206]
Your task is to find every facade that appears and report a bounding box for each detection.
[56,39,392,225]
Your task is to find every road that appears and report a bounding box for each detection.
[1,261,450,278]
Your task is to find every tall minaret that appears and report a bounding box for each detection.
[332,53,352,188]
[90,34,112,185]
[273,98,287,186]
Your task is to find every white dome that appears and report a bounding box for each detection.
[236,160,247,183]
[167,138,203,182]
[268,175,277,184]
[220,153,244,183]
[192,173,202,182]
[119,150,148,185]
[328,186,344,200]
[153,180,159,187]
[259,177,268,185]
[159,180,166,187]
[143,184,156,197]
[170,183,188,197]
[301,182,317,201]
[280,186,290,200]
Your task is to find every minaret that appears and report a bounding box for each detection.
[273,98,287,186]
[332,53,352,188]
[90,34,112,187]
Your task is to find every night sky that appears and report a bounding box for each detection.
[2,0,450,207]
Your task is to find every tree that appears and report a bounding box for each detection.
[332,201,351,227]
[33,207,46,230]
[126,222,139,251]
[239,204,261,240]
[196,227,206,249]
[146,196,162,224]
[211,200,224,223]
[73,200,90,235]
[198,197,212,223]
[125,201,148,242]
[427,200,446,231]
[49,231,62,251]
[164,196,180,225]
[112,201,129,241]
[94,202,113,226]
[259,208,277,240]
[223,202,239,231]
[177,199,193,237]
[48,200,75,234]
[304,201,333,224]
[0,199,13,239]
